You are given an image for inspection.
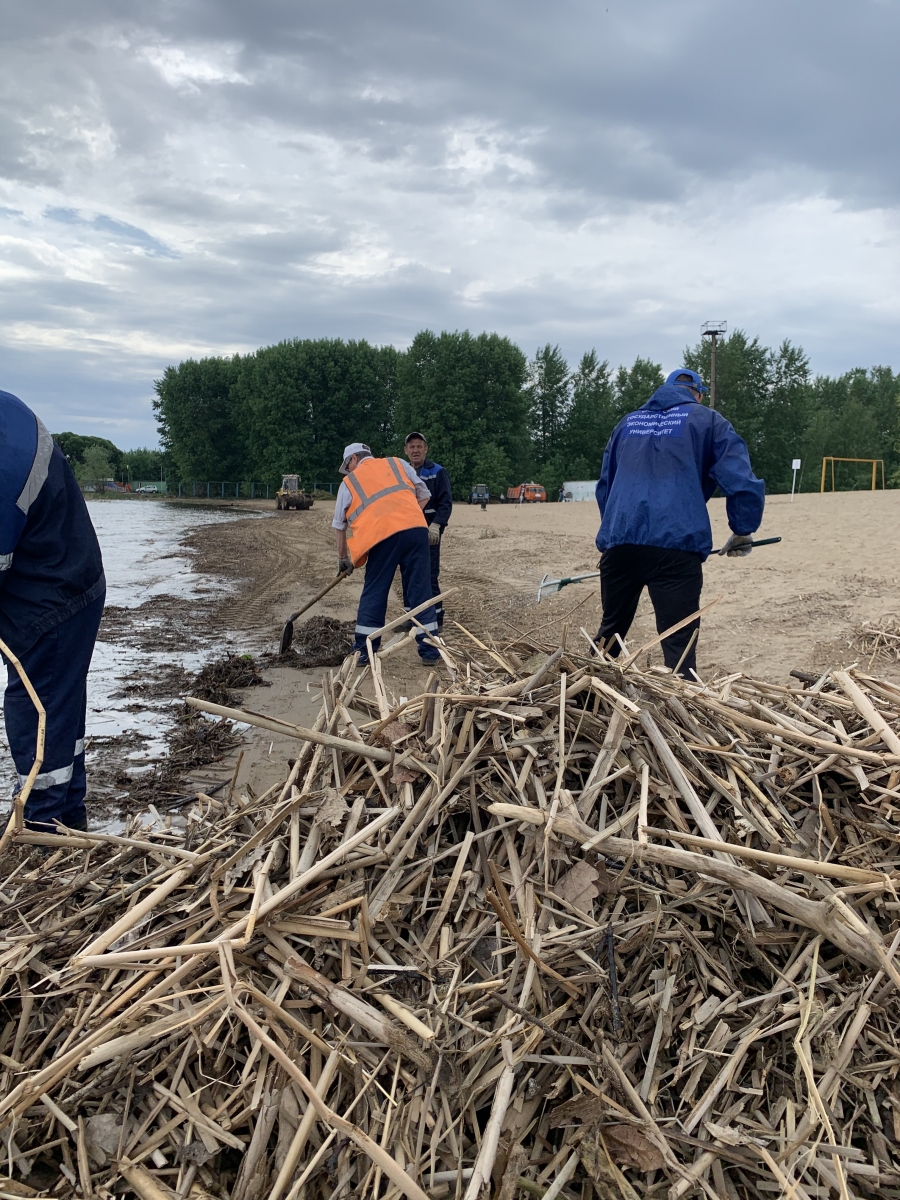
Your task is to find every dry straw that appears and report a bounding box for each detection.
[3,624,900,1199]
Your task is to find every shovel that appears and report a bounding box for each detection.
[537,537,782,601]
[279,569,351,654]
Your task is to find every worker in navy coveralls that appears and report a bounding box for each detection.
[0,390,105,832]
[403,432,453,631]
[333,442,440,664]
[594,370,765,678]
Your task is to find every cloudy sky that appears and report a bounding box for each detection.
[2,0,899,446]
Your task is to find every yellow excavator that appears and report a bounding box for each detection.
[275,474,314,511]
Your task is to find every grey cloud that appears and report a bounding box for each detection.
[44,207,179,256]
[2,0,900,444]
[149,0,900,205]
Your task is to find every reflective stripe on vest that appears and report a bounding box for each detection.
[346,457,410,520]
[344,457,426,566]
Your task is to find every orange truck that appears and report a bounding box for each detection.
[504,482,546,503]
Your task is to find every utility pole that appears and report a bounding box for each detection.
[701,320,727,410]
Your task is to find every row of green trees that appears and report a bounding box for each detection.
[683,334,900,494]
[52,432,170,489]
[77,329,900,499]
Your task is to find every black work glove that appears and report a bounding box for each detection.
[338,557,354,575]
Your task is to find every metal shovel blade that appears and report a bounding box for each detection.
[278,619,296,656]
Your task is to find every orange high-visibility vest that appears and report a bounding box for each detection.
[344,456,426,566]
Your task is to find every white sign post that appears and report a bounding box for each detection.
[791,459,801,501]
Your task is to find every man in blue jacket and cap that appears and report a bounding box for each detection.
[594,369,764,678]
[1,389,105,833]
[404,432,453,630]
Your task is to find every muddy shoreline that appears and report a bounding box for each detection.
[77,501,366,826]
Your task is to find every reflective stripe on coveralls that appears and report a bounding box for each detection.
[16,418,54,516]
[18,739,85,790]
[5,593,104,831]
[0,416,52,576]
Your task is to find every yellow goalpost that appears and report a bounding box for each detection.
[820,457,885,492]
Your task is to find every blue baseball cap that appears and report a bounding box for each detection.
[667,369,709,394]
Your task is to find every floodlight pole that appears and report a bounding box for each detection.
[701,321,727,410]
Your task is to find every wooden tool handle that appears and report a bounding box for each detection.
[286,570,351,623]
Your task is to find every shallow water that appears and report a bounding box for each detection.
[89,499,249,607]
[1,500,267,814]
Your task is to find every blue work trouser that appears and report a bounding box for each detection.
[403,526,444,628]
[4,592,104,832]
[354,528,439,660]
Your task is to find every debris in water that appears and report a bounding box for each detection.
[192,651,271,706]
[118,653,269,805]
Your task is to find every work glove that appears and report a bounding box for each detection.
[718,533,753,558]
[428,523,442,546]
[338,557,354,575]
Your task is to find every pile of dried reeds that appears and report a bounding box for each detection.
[855,617,900,665]
[4,626,900,1200]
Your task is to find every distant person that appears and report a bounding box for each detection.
[333,442,440,664]
[558,486,565,503]
[594,369,764,678]
[403,433,452,631]
[0,389,106,833]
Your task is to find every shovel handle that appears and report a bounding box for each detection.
[285,569,351,623]
[712,536,782,554]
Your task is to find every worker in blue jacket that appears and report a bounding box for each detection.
[0,389,105,833]
[594,369,764,678]
[404,432,453,630]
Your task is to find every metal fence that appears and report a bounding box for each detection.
[176,482,269,499]
[126,481,269,498]
[128,481,342,498]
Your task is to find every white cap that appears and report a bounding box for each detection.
[339,442,371,474]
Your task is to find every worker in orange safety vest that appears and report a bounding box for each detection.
[333,442,440,664]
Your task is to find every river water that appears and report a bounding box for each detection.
[0,499,267,814]
[90,500,250,607]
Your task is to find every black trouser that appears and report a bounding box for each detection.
[401,526,444,629]
[596,544,703,677]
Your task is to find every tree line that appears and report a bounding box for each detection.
[52,432,169,489]
[56,330,900,497]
